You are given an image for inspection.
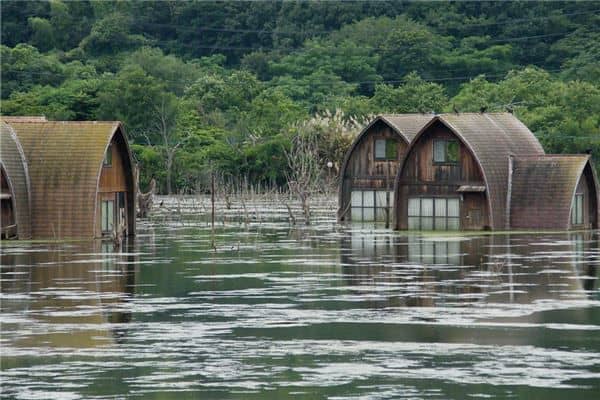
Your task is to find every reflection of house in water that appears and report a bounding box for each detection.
[0,240,138,348]
[340,230,599,306]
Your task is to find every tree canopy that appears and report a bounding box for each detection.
[2,0,598,193]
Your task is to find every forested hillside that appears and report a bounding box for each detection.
[2,0,599,193]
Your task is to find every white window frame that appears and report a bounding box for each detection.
[408,197,460,230]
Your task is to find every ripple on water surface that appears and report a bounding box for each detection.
[1,197,599,399]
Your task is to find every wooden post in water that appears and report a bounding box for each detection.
[211,170,215,230]
[385,162,391,229]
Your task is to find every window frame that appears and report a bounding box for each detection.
[374,138,398,161]
[571,192,584,226]
[408,196,461,231]
[101,199,115,234]
[103,144,113,167]
[351,190,394,222]
[433,139,459,165]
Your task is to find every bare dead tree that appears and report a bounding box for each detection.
[153,98,184,195]
[137,178,156,218]
[283,132,324,225]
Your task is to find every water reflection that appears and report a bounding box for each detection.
[341,231,600,306]
[1,215,599,399]
[1,239,137,348]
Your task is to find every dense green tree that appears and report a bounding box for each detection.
[1,1,598,191]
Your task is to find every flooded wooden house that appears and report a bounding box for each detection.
[0,118,136,239]
[1,122,32,239]
[338,114,433,222]
[394,113,599,231]
[509,155,599,230]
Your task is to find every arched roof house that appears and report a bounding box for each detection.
[338,114,433,223]
[2,119,136,239]
[394,113,545,231]
[510,155,599,230]
[1,122,32,239]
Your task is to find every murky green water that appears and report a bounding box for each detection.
[1,197,600,399]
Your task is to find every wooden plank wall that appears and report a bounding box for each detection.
[396,123,490,230]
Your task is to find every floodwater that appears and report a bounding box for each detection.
[1,196,599,399]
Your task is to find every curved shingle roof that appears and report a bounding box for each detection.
[5,121,131,239]
[0,122,32,239]
[510,155,598,229]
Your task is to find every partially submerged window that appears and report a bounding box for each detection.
[103,144,112,166]
[571,193,584,226]
[408,197,460,230]
[101,200,114,233]
[433,140,459,164]
[351,190,394,222]
[374,139,398,160]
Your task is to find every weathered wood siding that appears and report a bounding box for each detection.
[96,132,135,238]
[396,120,489,230]
[340,121,408,220]
[573,165,598,229]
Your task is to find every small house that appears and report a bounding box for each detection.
[394,112,598,231]
[0,118,137,239]
[509,155,599,230]
[338,114,433,222]
[1,122,32,239]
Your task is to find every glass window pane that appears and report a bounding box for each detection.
[385,139,397,159]
[422,217,433,230]
[107,201,114,231]
[408,217,420,230]
[447,218,460,230]
[435,198,447,217]
[434,217,447,230]
[447,198,460,217]
[376,207,388,221]
[351,206,362,221]
[375,139,386,159]
[421,198,434,216]
[375,191,389,208]
[447,141,459,162]
[363,191,375,207]
[101,201,107,232]
[351,191,363,207]
[363,207,375,221]
[408,198,421,217]
[434,140,446,162]
[577,194,583,224]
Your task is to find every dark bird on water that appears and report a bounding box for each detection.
[479,106,487,113]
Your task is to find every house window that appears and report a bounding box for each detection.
[101,200,114,233]
[351,190,394,222]
[408,197,460,230]
[374,139,398,160]
[103,144,112,166]
[571,193,584,225]
[433,140,459,163]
